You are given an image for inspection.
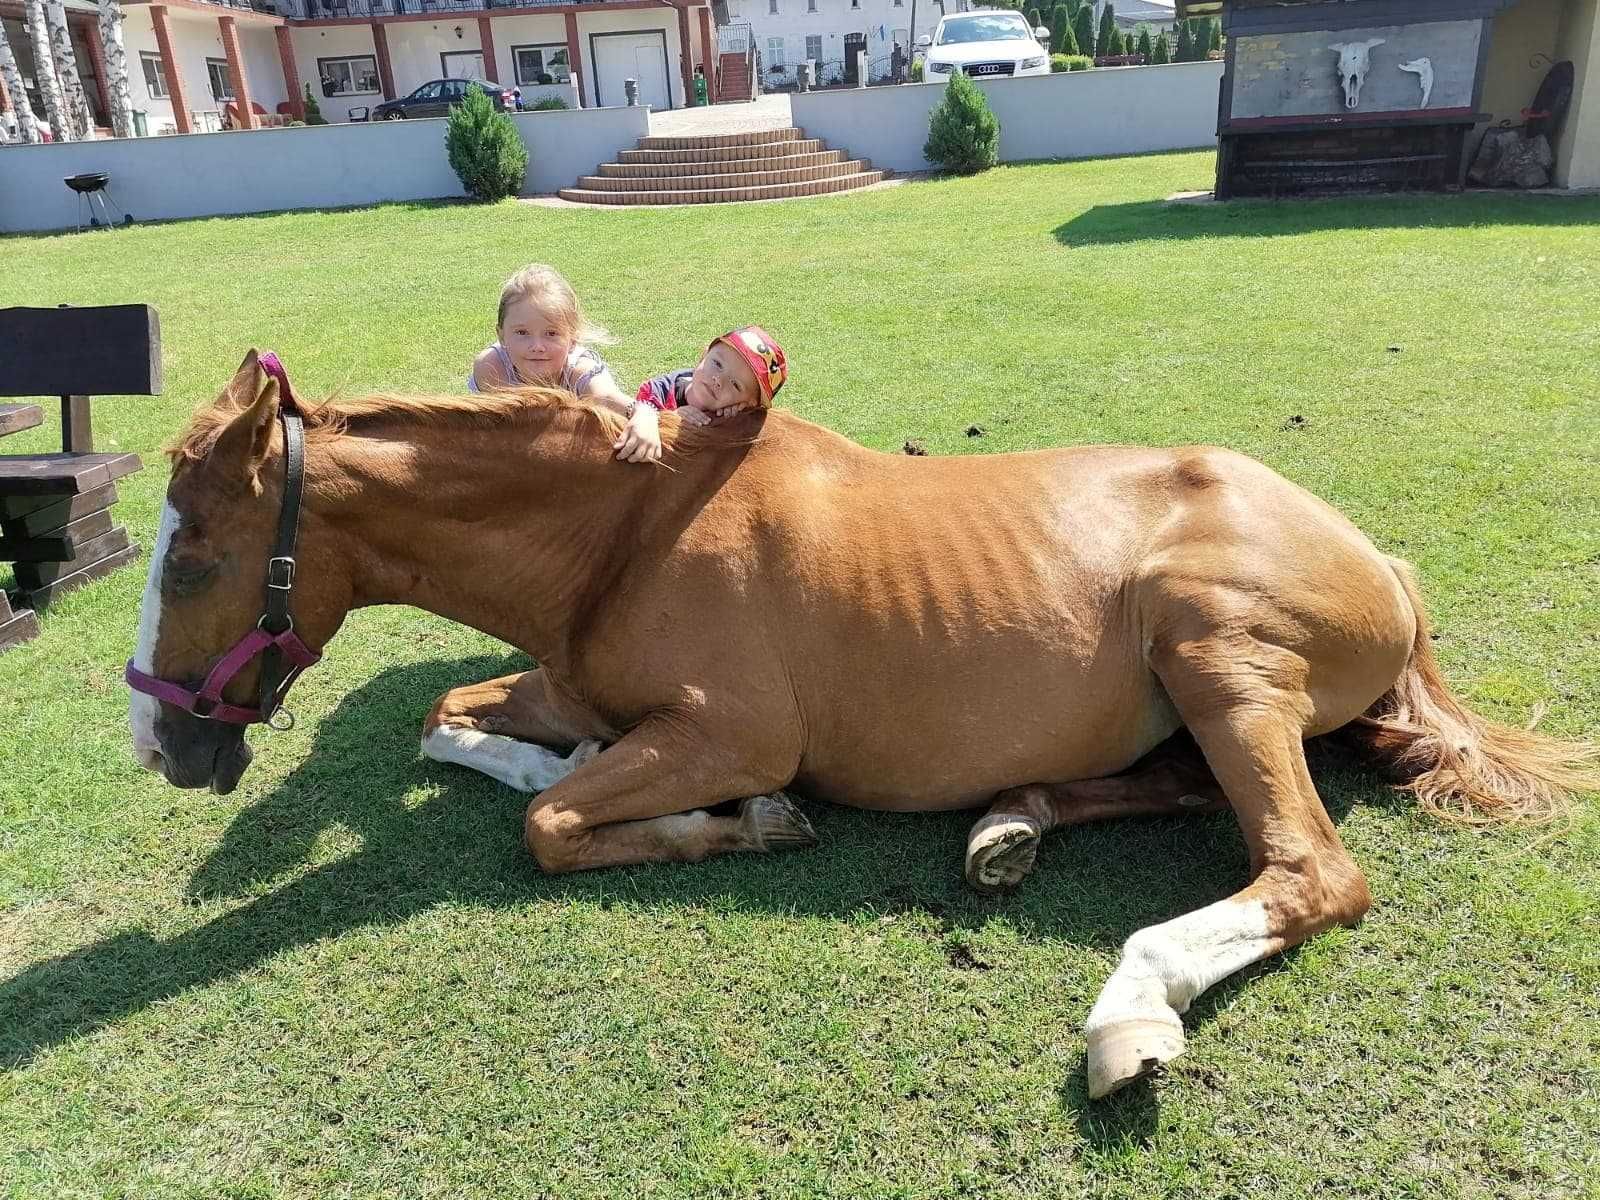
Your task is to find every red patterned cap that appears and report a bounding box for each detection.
[712,326,787,406]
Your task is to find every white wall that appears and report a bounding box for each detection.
[239,24,289,117]
[576,8,684,109]
[0,104,651,233]
[790,60,1222,171]
[290,24,382,123]
[385,21,489,93]
[723,0,933,85]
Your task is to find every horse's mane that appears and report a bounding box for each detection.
[167,384,737,465]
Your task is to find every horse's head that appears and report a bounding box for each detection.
[129,351,344,793]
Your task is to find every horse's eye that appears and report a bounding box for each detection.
[166,556,221,597]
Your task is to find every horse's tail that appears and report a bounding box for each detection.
[1344,557,1600,825]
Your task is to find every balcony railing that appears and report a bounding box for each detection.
[188,0,284,13]
[273,0,596,17]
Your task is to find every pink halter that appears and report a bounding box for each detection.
[125,352,321,728]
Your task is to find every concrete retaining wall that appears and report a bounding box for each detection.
[0,104,650,234]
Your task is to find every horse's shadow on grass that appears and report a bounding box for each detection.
[2,654,1382,1140]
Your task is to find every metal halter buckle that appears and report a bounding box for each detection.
[267,556,297,590]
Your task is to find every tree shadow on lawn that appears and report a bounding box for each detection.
[1054,190,1600,247]
[1,655,1386,1107]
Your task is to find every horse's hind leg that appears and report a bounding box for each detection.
[421,669,617,793]
[1083,633,1372,1098]
[965,734,1227,893]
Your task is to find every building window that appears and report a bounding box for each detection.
[806,0,816,10]
[140,51,168,99]
[512,44,571,86]
[766,36,785,67]
[850,0,860,8]
[768,0,778,13]
[805,34,822,60]
[894,0,904,6]
[317,55,379,96]
[206,57,233,102]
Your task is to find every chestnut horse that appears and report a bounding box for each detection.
[129,354,1596,1098]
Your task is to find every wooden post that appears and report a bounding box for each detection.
[217,15,256,129]
[478,15,498,83]
[148,6,191,134]
[564,12,582,107]
[275,25,302,119]
[61,395,93,452]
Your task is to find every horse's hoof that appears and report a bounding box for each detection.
[741,792,818,852]
[1085,1016,1186,1099]
[964,814,1041,894]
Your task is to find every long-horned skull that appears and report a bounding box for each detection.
[1329,38,1385,109]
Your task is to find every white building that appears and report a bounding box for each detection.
[1,0,718,140]
[721,0,939,85]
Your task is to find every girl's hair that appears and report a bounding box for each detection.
[496,263,613,345]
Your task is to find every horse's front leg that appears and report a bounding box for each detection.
[523,715,817,872]
[421,668,616,793]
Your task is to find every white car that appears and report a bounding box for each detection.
[921,11,1052,81]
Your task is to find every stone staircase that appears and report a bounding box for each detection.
[557,127,884,206]
[715,50,755,103]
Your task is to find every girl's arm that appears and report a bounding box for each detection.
[471,346,515,392]
[579,370,662,465]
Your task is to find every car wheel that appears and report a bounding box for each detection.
[383,110,403,120]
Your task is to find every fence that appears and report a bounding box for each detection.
[0,105,651,234]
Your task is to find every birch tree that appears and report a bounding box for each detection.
[23,0,70,140]
[43,0,94,138]
[95,0,133,137]
[0,21,44,143]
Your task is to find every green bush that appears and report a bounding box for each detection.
[529,96,568,111]
[445,84,529,203]
[302,83,328,126]
[1026,7,1042,31]
[1095,4,1116,56]
[1049,53,1071,72]
[910,57,924,82]
[1137,26,1154,59]
[1176,18,1195,61]
[923,69,998,175]
[1049,5,1072,53]
[1067,55,1092,70]
[1151,31,1172,64]
[1073,7,1096,61]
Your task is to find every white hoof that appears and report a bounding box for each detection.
[964,812,1041,894]
[1085,1014,1186,1099]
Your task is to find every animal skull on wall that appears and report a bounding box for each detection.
[1329,38,1385,109]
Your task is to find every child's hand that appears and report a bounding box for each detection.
[709,402,751,423]
[614,404,662,463]
[678,407,713,427]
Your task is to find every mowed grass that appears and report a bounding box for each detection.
[2,155,1598,1199]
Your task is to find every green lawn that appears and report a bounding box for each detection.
[3,155,1598,1199]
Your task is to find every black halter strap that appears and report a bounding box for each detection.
[258,354,309,728]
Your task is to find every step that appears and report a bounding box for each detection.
[619,138,822,165]
[0,604,42,652]
[635,126,806,151]
[599,149,846,178]
[579,160,872,192]
[558,170,885,206]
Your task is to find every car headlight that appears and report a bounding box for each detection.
[928,60,954,74]
[1021,55,1048,69]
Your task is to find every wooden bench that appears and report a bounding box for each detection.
[0,304,160,651]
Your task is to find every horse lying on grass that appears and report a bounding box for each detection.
[128,353,1597,1098]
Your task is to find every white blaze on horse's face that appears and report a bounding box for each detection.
[1329,38,1384,110]
[129,500,180,772]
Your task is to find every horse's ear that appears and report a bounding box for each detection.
[209,371,281,491]
[220,349,265,412]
